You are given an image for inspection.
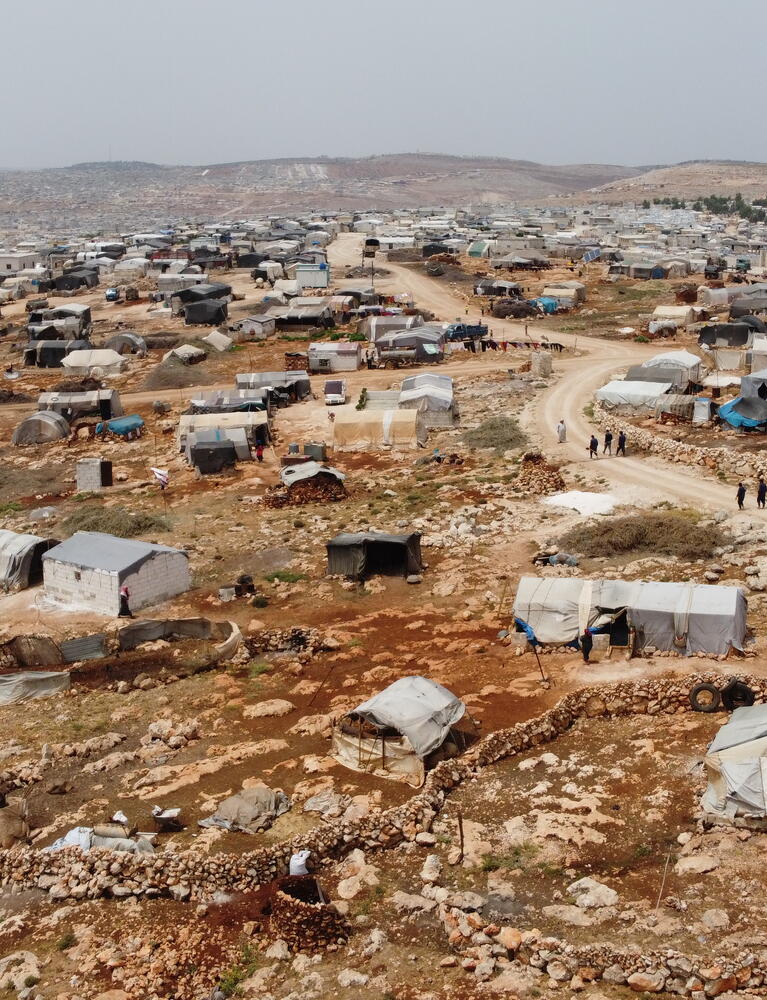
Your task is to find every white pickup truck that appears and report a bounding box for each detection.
[324,379,347,405]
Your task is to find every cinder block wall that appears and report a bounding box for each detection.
[43,561,120,615]
[75,459,104,492]
[123,552,191,611]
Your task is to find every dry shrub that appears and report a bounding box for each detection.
[560,510,725,560]
[61,505,169,539]
[463,416,527,454]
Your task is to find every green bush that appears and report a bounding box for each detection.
[264,570,306,583]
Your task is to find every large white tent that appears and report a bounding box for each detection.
[703,706,767,820]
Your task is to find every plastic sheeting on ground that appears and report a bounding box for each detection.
[198,786,291,833]
[703,705,767,818]
[0,671,70,705]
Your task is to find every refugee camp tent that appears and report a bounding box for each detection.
[399,373,455,427]
[105,332,147,356]
[43,531,191,615]
[625,365,688,389]
[512,576,747,656]
[332,676,466,786]
[332,409,426,450]
[164,344,207,365]
[185,427,251,463]
[186,389,269,415]
[60,349,125,376]
[183,300,228,325]
[643,350,703,381]
[232,315,276,341]
[651,305,695,328]
[23,340,69,368]
[280,462,345,488]
[702,705,767,819]
[0,530,58,590]
[38,389,123,421]
[190,439,238,474]
[719,367,767,427]
[177,411,270,450]
[12,411,70,446]
[698,324,753,350]
[376,327,445,362]
[235,372,311,400]
[307,341,362,373]
[363,314,424,341]
[595,380,673,409]
[327,531,423,578]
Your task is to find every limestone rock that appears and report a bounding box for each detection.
[567,876,618,909]
[338,969,369,987]
[674,854,719,875]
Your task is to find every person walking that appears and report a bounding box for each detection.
[256,444,264,463]
[603,429,613,455]
[118,585,133,619]
[556,419,567,443]
[758,477,767,509]
[737,482,747,510]
[616,429,627,456]
[588,434,598,459]
[580,628,593,664]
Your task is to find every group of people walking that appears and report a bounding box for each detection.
[737,477,767,510]
[555,421,627,458]
[589,429,627,458]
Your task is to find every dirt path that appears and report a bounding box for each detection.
[330,234,765,518]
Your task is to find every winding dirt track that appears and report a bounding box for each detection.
[327,234,764,518]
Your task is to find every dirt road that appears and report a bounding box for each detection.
[328,233,763,518]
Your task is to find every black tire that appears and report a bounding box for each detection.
[689,682,722,713]
[721,679,755,712]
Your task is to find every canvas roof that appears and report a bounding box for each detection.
[280,462,345,486]
[643,350,702,371]
[0,530,49,588]
[333,408,424,449]
[43,531,185,578]
[349,676,465,758]
[60,349,123,370]
[703,705,767,819]
[595,380,673,407]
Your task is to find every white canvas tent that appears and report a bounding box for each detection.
[513,576,747,656]
[643,350,703,380]
[60,349,124,376]
[595,380,673,408]
[0,530,58,590]
[331,676,466,787]
[333,409,425,450]
[703,705,767,820]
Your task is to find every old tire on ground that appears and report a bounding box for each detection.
[689,682,722,713]
[721,678,755,711]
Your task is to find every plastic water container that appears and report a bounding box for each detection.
[288,442,299,454]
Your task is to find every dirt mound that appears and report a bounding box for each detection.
[560,510,726,559]
[51,377,102,392]
[0,389,32,404]
[463,416,527,454]
[143,358,216,391]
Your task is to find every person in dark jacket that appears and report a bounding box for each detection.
[737,482,747,510]
[603,429,613,455]
[588,435,598,459]
[616,430,627,456]
[758,477,767,509]
[580,628,593,664]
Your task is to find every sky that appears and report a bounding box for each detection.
[3,0,766,170]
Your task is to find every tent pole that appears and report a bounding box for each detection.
[530,641,548,684]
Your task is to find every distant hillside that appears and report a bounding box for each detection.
[0,154,641,228]
[592,160,767,202]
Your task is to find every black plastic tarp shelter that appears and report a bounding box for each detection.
[191,440,237,474]
[183,299,228,325]
[732,295,767,318]
[698,323,754,348]
[326,532,422,579]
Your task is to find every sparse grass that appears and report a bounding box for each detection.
[463,415,527,454]
[582,402,595,419]
[61,505,169,538]
[0,501,23,515]
[559,509,725,560]
[218,943,262,996]
[634,843,653,859]
[57,931,77,950]
[247,660,271,679]
[481,843,538,871]
[263,570,306,583]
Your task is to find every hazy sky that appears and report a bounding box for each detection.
[4,0,766,169]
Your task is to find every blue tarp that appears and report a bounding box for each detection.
[96,414,144,436]
[719,398,767,429]
[532,297,558,314]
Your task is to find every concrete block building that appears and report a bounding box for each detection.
[42,531,190,615]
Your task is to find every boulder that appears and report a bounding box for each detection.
[567,876,618,909]
[626,970,665,992]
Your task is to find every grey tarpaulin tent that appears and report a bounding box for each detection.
[0,530,58,590]
[332,676,466,786]
[703,705,767,819]
[513,576,747,655]
[0,671,70,705]
[11,411,70,446]
[326,532,422,579]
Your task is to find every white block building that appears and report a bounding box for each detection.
[42,531,190,615]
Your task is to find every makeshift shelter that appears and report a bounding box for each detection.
[43,531,191,615]
[595,380,673,410]
[651,305,695,328]
[60,349,125,376]
[698,324,753,350]
[332,676,466,786]
[183,300,228,325]
[281,462,345,489]
[362,314,424,341]
[512,576,747,656]
[720,367,767,427]
[164,344,207,365]
[0,671,70,706]
[643,350,703,381]
[376,328,444,362]
[232,315,275,341]
[399,373,455,427]
[185,427,251,463]
[23,340,69,368]
[332,409,426,450]
[105,332,147,356]
[235,371,311,400]
[0,530,58,590]
[177,411,270,450]
[12,411,70,446]
[703,706,767,820]
[38,389,123,421]
[327,531,422,579]
[625,365,688,389]
[198,786,291,833]
[307,341,362,373]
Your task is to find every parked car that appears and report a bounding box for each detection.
[324,379,347,405]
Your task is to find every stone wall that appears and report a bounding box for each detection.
[593,402,767,481]
[270,879,349,952]
[1,673,766,995]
